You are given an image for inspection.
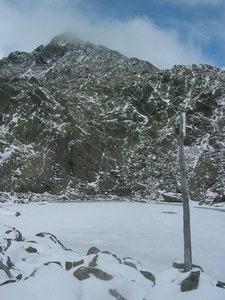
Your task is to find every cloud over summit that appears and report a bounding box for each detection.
[0,0,222,69]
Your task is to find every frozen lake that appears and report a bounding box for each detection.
[1,201,224,282]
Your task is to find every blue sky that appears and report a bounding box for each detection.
[0,0,224,69]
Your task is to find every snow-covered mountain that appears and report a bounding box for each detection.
[0,32,225,202]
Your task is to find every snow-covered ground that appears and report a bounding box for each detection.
[0,200,225,299]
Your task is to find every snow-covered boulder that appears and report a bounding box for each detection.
[0,224,224,300]
[0,225,155,300]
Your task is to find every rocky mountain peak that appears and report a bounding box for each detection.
[0,34,225,202]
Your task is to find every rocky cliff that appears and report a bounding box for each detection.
[0,32,225,202]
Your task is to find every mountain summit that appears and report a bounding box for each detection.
[0,33,225,202]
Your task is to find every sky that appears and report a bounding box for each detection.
[0,0,225,69]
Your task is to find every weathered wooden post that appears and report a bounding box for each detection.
[179,113,192,272]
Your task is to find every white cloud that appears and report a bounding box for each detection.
[0,49,5,59]
[82,17,209,69]
[0,0,212,69]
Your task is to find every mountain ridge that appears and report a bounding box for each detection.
[0,33,225,202]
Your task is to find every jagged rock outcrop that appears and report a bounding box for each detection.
[0,224,155,299]
[0,32,225,201]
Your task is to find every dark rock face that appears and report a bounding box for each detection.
[25,246,38,253]
[140,270,156,285]
[65,261,73,271]
[216,281,225,288]
[86,247,100,256]
[73,266,113,281]
[172,262,204,272]
[5,229,23,242]
[109,289,127,300]
[35,232,70,251]
[44,261,62,267]
[213,195,225,204]
[0,279,17,286]
[180,270,201,292]
[162,192,182,203]
[88,255,98,267]
[0,33,225,201]
[0,261,12,278]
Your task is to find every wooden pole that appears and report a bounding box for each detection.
[179,113,192,272]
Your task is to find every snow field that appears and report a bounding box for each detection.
[0,201,224,300]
